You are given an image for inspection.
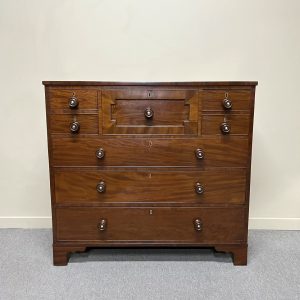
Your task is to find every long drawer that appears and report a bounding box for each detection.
[56,207,246,243]
[51,137,249,167]
[54,169,246,204]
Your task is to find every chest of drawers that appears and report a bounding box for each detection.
[43,81,257,266]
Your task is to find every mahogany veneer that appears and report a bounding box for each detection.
[43,81,257,266]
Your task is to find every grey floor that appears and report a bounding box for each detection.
[0,230,299,300]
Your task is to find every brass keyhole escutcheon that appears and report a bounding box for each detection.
[149,209,153,215]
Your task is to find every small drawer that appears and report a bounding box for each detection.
[54,169,246,205]
[202,114,250,135]
[51,137,249,167]
[49,114,98,135]
[201,90,251,112]
[56,207,245,243]
[48,89,98,110]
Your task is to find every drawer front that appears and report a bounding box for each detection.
[202,114,250,136]
[48,89,98,110]
[102,89,199,135]
[51,137,249,167]
[54,169,246,204]
[56,207,245,243]
[49,114,98,134]
[201,90,251,111]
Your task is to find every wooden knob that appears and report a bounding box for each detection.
[220,122,231,134]
[96,148,105,159]
[195,183,204,195]
[96,181,106,193]
[70,121,80,133]
[97,219,107,231]
[194,219,202,231]
[195,148,204,159]
[144,107,154,119]
[223,98,232,109]
[69,96,78,108]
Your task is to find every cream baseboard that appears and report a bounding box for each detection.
[0,217,299,230]
[248,217,300,230]
[0,217,52,228]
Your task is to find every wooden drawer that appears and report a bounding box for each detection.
[48,89,98,110]
[54,169,246,204]
[201,90,251,111]
[202,114,250,136]
[56,207,245,243]
[49,114,98,134]
[51,137,249,167]
[102,89,199,135]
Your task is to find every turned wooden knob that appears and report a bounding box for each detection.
[70,121,80,133]
[195,148,204,159]
[97,219,107,231]
[194,219,202,231]
[69,96,78,108]
[96,181,106,193]
[223,98,232,109]
[195,183,204,195]
[96,148,105,159]
[144,107,154,119]
[220,122,231,134]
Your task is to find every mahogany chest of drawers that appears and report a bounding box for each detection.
[43,81,257,266]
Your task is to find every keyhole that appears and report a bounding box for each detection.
[149,209,153,215]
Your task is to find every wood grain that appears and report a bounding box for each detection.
[113,100,188,125]
[55,206,245,243]
[43,81,258,87]
[201,114,250,135]
[102,89,198,135]
[49,114,98,134]
[53,245,87,266]
[54,169,246,204]
[51,137,249,167]
[201,90,251,111]
[48,88,98,110]
[43,81,257,266]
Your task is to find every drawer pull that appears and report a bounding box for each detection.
[194,219,202,231]
[96,181,106,193]
[96,148,105,159]
[97,219,107,231]
[220,122,231,134]
[70,121,80,133]
[195,148,204,159]
[69,96,78,108]
[223,98,232,109]
[195,183,204,195]
[144,107,154,119]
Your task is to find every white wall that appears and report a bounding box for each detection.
[0,0,299,229]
